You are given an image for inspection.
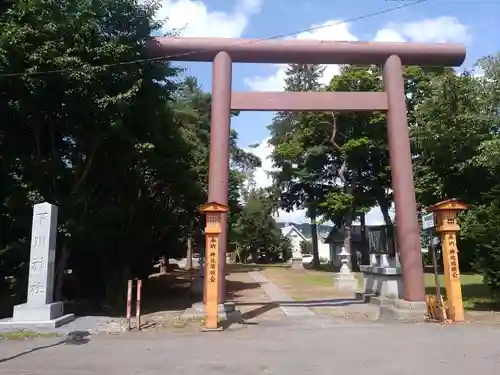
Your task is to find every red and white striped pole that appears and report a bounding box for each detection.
[136,279,142,331]
[126,279,133,331]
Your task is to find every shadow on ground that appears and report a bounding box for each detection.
[0,330,91,364]
[236,298,364,310]
[63,270,196,317]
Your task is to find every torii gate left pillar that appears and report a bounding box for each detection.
[206,51,232,304]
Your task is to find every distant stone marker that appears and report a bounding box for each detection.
[0,202,74,328]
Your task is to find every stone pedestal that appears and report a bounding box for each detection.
[357,255,426,322]
[378,299,427,322]
[291,260,305,271]
[360,265,404,299]
[333,273,358,293]
[333,247,357,293]
[0,203,74,329]
[182,302,242,322]
[379,254,391,267]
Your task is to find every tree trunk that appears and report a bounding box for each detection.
[186,236,193,270]
[54,241,70,302]
[160,255,167,274]
[359,212,369,266]
[378,198,393,225]
[343,214,354,270]
[309,206,320,268]
[343,170,358,270]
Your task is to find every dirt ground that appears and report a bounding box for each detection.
[139,266,286,331]
[260,267,377,321]
[226,268,285,322]
[260,266,357,300]
[260,266,500,323]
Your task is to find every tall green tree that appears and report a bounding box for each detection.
[0,0,188,303]
[0,0,257,309]
[269,63,328,268]
[411,55,500,289]
[232,187,292,263]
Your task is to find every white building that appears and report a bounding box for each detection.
[281,224,332,262]
[281,225,308,260]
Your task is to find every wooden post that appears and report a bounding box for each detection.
[126,279,133,330]
[427,199,468,322]
[136,279,142,331]
[199,201,228,331]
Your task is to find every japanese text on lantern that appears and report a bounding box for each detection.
[448,234,459,280]
[209,236,217,283]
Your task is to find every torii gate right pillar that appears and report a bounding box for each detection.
[384,55,426,302]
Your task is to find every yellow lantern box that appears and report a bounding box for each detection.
[427,198,468,233]
[200,201,228,235]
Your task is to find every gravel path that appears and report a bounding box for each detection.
[2,320,500,374]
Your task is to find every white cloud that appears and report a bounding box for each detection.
[244,16,470,91]
[386,16,470,44]
[158,0,262,38]
[274,208,309,224]
[373,28,406,43]
[244,20,357,91]
[361,206,395,226]
[472,67,485,78]
[244,137,276,188]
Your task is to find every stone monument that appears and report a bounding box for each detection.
[333,246,358,292]
[0,202,74,328]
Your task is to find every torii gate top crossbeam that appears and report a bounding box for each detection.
[148,37,466,66]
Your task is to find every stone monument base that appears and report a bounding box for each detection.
[359,265,404,299]
[182,301,242,322]
[333,273,358,293]
[377,298,427,322]
[291,260,305,271]
[0,302,74,329]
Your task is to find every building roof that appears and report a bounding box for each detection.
[280,225,308,242]
[324,224,392,243]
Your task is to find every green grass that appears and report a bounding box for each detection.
[230,262,500,311]
[424,273,499,310]
[265,266,500,311]
[0,330,60,340]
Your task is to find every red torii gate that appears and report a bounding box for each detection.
[147,37,466,304]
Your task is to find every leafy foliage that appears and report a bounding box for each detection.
[268,64,331,268]
[232,188,292,263]
[0,0,264,310]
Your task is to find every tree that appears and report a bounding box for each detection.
[269,63,329,268]
[232,188,292,263]
[0,0,189,303]
[310,65,388,264]
[0,0,259,309]
[409,54,500,291]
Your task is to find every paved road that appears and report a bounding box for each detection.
[1,319,500,374]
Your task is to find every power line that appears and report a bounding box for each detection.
[0,0,428,79]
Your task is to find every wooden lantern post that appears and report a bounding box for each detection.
[199,201,228,331]
[427,198,468,322]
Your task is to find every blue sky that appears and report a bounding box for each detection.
[158,0,499,223]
